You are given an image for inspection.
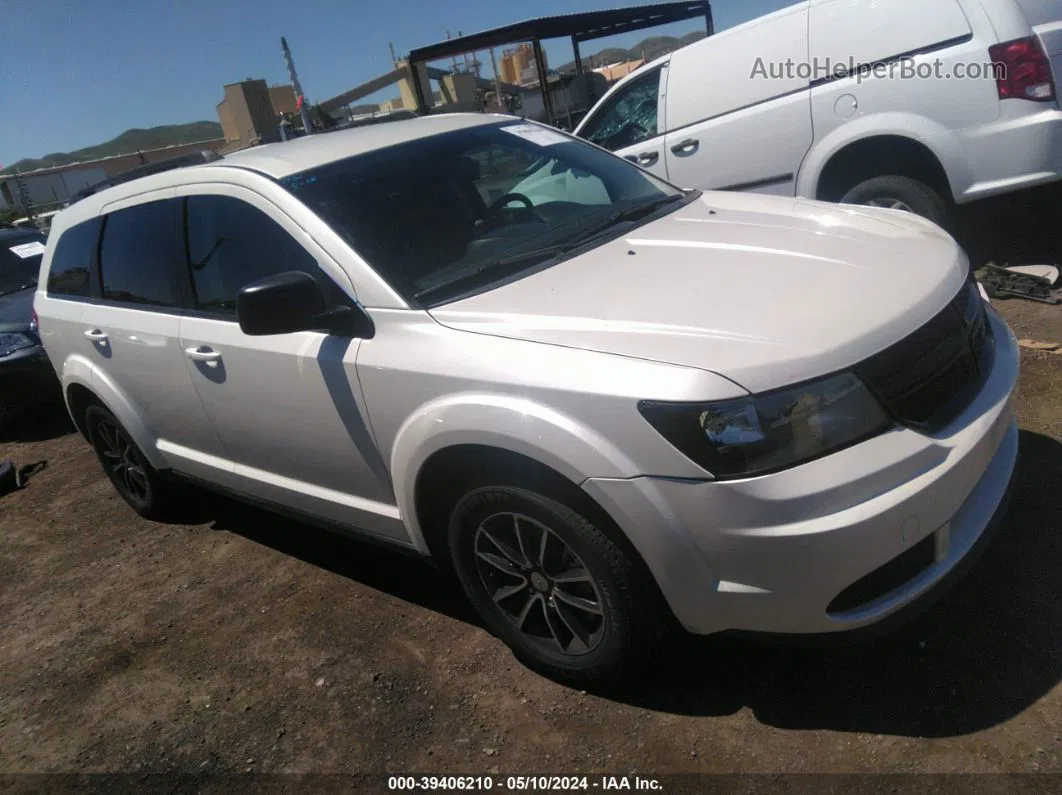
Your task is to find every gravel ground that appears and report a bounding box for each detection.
[1,275,1061,793]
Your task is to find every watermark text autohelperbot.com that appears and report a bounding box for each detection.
[751,56,1006,84]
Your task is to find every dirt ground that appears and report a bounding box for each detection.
[2,196,1062,790]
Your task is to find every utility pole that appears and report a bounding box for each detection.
[489,48,502,109]
[281,36,314,135]
[447,31,459,72]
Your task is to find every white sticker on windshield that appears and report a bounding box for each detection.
[9,242,46,259]
[500,123,570,147]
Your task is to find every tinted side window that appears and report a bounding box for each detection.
[99,199,185,308]
[185,195,343,316]
[46,218,102,297]
[579,69,662,152]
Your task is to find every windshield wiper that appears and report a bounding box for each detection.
[413,195,685,304]
[567,194,684,247]
[413,255,553,303]
[489,196,685,270]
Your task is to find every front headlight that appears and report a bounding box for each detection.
[639,372,894,479]
[0,331,37,358]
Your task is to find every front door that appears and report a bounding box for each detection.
[576,65,671,182]
[174,187,403,540]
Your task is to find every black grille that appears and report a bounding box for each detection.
[856,279,993,433]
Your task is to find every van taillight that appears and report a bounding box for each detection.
[31,307,39,334]
[989,37,1056,102]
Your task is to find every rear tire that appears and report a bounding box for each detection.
[84,405,173,520]
[840,175,949,227]
[448,485,667,684]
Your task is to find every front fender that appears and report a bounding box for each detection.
[796,112,969,200]
[61,354,167,470]
[391,393,643,554]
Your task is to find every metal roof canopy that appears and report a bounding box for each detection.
[406,1,713,122]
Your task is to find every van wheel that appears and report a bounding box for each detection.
[840,176,949,226]
[448,485,664,684]
[85,405,171,520]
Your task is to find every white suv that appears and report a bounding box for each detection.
[35,115,1019,683]
[574,0,1062,225]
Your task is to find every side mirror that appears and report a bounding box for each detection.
[236,270,373,338]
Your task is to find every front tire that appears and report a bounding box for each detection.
[448,485,665,684]
[840,175,949,227]
[85,405,172,520]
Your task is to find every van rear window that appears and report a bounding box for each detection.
[46,217,102,298]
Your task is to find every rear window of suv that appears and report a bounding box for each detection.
[46,217,102,298]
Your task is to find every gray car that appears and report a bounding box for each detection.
[34,115,1018,682]
[1,227,57,424]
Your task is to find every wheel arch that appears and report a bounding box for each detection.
[60,357,167,470]
[390,393,642,556]
[797,115,969,203]
[412,443,682,633]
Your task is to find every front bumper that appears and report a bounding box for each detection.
[583,310,1020,636]
[0,346,61,416]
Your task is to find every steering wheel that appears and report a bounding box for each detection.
[478,192,542,232]
[485,192,535,215]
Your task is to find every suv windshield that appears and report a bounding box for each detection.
[0,233,46,297]
[280,121,686,305]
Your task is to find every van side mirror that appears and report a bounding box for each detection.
[236,270,373,338]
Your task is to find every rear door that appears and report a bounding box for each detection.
[85,193,228,478]
[662,2,813,194]
[576,65,671,181]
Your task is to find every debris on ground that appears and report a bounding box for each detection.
[1018,339,1061,352]
[981,264,1061,304]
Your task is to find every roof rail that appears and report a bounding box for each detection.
[69,149,223,204]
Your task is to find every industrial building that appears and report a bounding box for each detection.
[215,79,298,151]
[592,58,647,83]
[0,138,226,213]
[499,43,549,87]
[1,78,294,214]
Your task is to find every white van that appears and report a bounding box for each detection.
[574,0,1062,224]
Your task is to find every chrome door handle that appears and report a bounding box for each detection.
[670,138,699,155]
[184,346,222,364]
[84,329,109,343]
[625,152,660,166]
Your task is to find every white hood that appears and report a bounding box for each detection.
[429,192,968,394]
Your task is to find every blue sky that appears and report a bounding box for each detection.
[1,0,789,167]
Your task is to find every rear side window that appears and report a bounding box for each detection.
[99,199,185,308]
[184,195,342,316]
[46,218,101,297]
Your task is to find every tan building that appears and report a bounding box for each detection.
[215,79,298,150]
[270,84,298,116]
[396,59,431,111]
[499,43,547,87]
[593,58,646,84]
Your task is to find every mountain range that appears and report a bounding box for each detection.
[554,31,707,74]
[3,121,223,175]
